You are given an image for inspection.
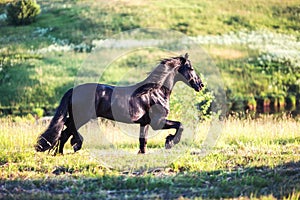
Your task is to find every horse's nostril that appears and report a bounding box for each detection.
[200,83,204,88]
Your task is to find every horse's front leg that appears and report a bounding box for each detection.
[138,125,149,154]
[162,120,183,149]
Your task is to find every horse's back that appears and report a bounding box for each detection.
[71,83,114,128]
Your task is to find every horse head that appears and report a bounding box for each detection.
[177,53,204,92]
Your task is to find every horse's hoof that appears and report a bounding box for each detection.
[165,141,174,149]
[34,144,44,152]
[138,149,146,154]
[72,143,82,152]
[58,150,64,155]
[165,134,175,149]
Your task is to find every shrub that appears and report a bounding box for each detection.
[230,93,245,112]
[33,108,44,118]
[6,0,40,25]
[245,95,257,110]
[285,95,296,108]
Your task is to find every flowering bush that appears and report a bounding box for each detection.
[191,30,300,111]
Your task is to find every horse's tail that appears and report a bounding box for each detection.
[35,88,73,152]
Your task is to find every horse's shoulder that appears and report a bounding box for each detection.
[132,83,160,97]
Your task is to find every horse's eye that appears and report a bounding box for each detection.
[185,64,193,70]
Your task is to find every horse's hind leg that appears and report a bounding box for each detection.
[57,117,84,153]
[57,128,72,154]
[63,115,84,152]
[70,131,83,152]
[55,117,74,154]
[138,125,149,154]
[57,127,83,153]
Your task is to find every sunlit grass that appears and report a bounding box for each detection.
[220,114,300,147]
[0,115,299,198]
[1,115,299,172]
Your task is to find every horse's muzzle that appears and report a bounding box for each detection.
[199,83,204,90]
[192,81,204,92]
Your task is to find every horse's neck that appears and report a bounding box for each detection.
[141,64,176,91]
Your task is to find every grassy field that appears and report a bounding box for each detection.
[0,115,299,199]
[0,0,300,199]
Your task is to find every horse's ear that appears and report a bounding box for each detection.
[179,53,189,64]
[184,53,189,60]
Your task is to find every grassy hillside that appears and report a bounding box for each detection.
[0,0,299,115]
[2,0,299,40]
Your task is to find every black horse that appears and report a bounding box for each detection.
[35,53,204,154]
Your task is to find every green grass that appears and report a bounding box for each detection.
[0,0,299,114]
[0,51,87,114]
[0,1,300,198]
[35,0,300,37]
[0,116,299,199]
[1,0,299,39]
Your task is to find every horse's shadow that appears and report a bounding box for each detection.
[1,160,299,199]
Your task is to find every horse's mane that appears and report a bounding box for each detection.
[133,56,183,96]
[160,56,183,66]
[143,56,182,85]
